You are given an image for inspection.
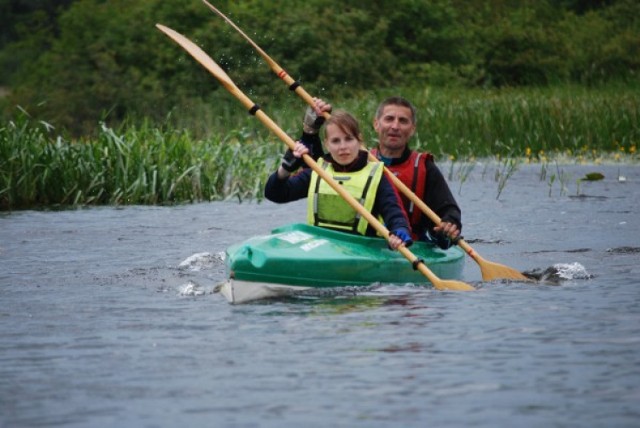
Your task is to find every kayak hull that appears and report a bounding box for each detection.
[221,223,465,303]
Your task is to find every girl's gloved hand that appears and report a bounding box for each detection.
[389,229,413,250]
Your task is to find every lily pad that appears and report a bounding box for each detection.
[581,172,605,181]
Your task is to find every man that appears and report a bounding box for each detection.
[370,96,461,249]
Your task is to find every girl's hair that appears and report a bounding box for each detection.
[324,110,363,142]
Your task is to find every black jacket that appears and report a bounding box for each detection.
[379,146,462,248]
[265,150,410,238]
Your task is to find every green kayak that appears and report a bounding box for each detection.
[219,223,465,303]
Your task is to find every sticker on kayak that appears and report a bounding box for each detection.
[276,232,328,251]
[300,239,329,252]
[277,231,313,244]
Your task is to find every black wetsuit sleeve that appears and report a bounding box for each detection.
[423,159,462,231]
[264,168,312,203]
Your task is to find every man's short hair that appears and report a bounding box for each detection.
[375,96,417,124]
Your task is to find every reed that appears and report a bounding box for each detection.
[1,84,637,209]
[0,113,282,209]
[160,84,639,159]
[393,85,638,160]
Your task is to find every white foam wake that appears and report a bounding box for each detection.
[552,262,591,280]
[178,252,225,271]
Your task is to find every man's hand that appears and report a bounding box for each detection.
[433,221,460,240]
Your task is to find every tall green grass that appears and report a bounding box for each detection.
[0,114,282,210]
[148,84,640,160]
[339,85,639,160]
[1,85,638,209]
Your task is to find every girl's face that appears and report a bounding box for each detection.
[325,123,361,166]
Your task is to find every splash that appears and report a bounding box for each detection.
[178,252,225,271]
[552,262,592,280]
[523,262,592,284]
[178,280,206,296]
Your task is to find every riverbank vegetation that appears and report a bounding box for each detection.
[1,0,638,209]
[1,85,637,210]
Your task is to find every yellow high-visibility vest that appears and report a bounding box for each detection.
[307,159,383,235]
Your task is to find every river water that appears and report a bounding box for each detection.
[1,162,639,427]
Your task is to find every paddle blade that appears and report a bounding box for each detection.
[433,279,476,291]
[155,24,235,92]
[399,247,475,291]
[478,258,531,282]
[458,239,529,282]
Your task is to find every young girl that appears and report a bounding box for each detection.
[264,102,412,250]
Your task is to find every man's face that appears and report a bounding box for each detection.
[373,104,416,155]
